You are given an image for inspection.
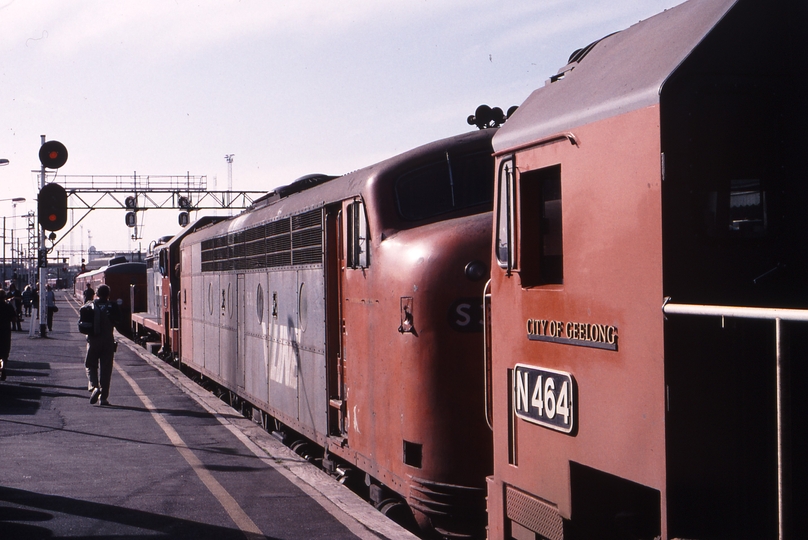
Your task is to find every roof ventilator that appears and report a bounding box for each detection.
[549,32,619,83]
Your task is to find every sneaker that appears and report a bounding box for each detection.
[90,387,101,404]
[100,399,110,406]
[88,382,94,392]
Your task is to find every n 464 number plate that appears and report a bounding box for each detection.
[513,364,574,433]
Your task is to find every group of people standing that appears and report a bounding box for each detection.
[1,284,38,381]
[0,282,66,382]
[4,283,37,331]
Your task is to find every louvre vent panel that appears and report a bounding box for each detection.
[505,486,564,540]
[199,209,323,272]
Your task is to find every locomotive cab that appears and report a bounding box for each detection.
[486,0,807,539]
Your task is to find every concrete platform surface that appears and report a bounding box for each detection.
[0,291,419,540]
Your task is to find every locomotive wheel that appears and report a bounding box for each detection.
[289,440,314,461]
[375,498,418,532]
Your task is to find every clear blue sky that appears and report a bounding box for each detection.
[1,0,684,260]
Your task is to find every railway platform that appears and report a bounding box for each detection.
[0,291,418,540]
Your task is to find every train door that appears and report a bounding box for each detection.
[220,273,238,385]
[330,198,370,443]
[182,242,202,369]
[236,273,246,391]
[324,203,346,438]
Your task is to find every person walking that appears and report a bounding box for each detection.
[86,284,121,406]
[22,285,34,317]
[0,290,18,381]
[9,284,22,331]
[83,283,94,303]
[45,284,57,332]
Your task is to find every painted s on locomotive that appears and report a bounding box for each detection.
[177,129,496,537]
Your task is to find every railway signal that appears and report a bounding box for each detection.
[37,182,68,231]
[38,140,68,169]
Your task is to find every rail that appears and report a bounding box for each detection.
[661,298,808,540]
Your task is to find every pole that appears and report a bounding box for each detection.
[39,135,47,338]
[775,318,792,540]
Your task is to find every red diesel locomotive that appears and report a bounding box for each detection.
[485,0,807,539]
[131,217,225,358]
[177,129,496,538]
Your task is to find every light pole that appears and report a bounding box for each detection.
[1,197,26,286]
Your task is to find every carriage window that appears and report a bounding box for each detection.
[347,200,370,269]
[495,158,515,270]
[520,165,563,286]
[395,150,493,221]
[729,179,766,235]
[705,178,767,238]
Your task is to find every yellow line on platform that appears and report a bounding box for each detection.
[115,364,265,540]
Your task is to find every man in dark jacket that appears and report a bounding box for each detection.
[0,290,17,381]
[86,284,121,406]
[83,283,94,303]
[9,284,22,331]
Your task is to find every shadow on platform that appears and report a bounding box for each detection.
[0,485,281,539]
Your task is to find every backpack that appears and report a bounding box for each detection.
[78,302,95,335]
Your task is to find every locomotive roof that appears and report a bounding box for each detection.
[158,215,227,252]
[493,0,737,153]
[184,128,494,240]
[79,261,146,278]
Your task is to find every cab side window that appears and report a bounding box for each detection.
[495,158,515,271]
[347,200,370,269]
[520,165,563,286]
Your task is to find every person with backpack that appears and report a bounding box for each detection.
[85,284,121,406]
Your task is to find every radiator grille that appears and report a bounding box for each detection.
[409,477,487,539]
[200,209,322,272]
[505,485,564,540]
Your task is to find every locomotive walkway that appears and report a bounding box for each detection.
[0,291,418,540]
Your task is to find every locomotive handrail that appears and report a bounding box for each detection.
[483,279,493,431]
[662,298,806,540]
[492,131,579,158]
[662,298,808,321]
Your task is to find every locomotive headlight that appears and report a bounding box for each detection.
[464,260,487,281]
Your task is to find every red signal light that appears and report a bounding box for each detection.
[39,140,68,169]
[38,183,68,231]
